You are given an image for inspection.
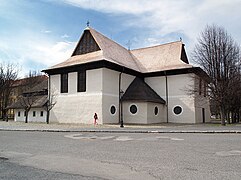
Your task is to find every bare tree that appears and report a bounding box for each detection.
[193,24,240,125]
[19,95,39,123]
[18,71,46,123]
[0,63,18,121]
[44,89,57,124]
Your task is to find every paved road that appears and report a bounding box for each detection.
[0,131,241,180]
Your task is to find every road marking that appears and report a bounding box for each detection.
[64,134,184,142]
[170,138,184,141]
[114,136,133,141]
[216,150,241,156]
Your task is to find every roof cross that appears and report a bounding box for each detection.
[126,40,132,50]
[86,20,90,27]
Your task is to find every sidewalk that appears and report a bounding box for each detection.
[0,120,241,133]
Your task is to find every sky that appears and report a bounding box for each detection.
[0,0,241,77]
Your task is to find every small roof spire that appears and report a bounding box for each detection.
[180,37,182,42]
[86,20,90,27]
[126,40,132,51]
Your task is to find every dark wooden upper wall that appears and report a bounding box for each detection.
[181,44,189,64]
[72,30,101,56]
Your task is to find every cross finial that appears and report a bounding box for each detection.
[126,40,132,51]
[86,20,90,27]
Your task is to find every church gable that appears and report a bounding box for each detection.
[72,29,101,56]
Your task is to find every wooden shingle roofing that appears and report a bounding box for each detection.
[8,95,48,109]
[121,77,166,104]
[47,27,141,72]
[44,27,192,74]
[131,42,193,73]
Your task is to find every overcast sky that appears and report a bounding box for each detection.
[0,0,241,77]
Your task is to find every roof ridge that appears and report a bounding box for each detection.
[88,27,129,51]
[131,40,182,51]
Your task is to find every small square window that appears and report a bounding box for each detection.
[40,111,44,117]
[33,111,36,117]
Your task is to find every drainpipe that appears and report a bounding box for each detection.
[119,67,124,128]
[47,74,51,124]
[165,71,169,123]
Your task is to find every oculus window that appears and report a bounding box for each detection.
[154,106,158,115]
[77,71,86,92]
[130,104,138,114]
[110,105,116,115]
[173,106,182,115]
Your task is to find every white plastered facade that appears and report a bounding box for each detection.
[145,73,210,123]
[49,67,210,124]
[14,108,47,122]
[49,68,135,124]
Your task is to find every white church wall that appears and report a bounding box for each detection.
[102,68,135,124]
[102,68,119,123]
[123,102,147,124]
[50,74,60,94]
[50,94,102,124]
[87,69,103,92]
[147,103,166,124]
[167,74,196,123]
[68,72,77,94]
[49,69,103,124]
[146,74,196,123]
[145,76,167,101]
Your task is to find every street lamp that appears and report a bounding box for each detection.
[120,89,124,128]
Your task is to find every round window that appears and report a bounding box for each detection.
[110,105,116,115]
[130,105,137,114]
[173,106,182,115]
[154,106,158,115]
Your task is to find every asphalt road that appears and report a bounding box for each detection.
[0,131,241,180]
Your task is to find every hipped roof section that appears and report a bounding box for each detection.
[44,27,193,73]
[131,42,192,73]
[122,78,166,104]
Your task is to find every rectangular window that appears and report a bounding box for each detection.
[77,71,86,92]
[40,111,43,117]
[61,73,68,93]
[18,111,21,117]
[204,82,207,97]
[33,111,36,117]
[199,78,202,95]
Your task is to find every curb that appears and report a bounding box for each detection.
[0,128,241,134]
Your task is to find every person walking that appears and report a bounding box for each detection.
[94,113,98,125]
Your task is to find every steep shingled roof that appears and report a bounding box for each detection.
[8,78,48,109]
[121,78,166,104]
[47,27,141,72]
[130,41,193,73]
[44,27,194,74]
[8,95,48,109]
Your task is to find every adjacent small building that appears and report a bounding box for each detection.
[43,27,210,124]
[9,77,48,122]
